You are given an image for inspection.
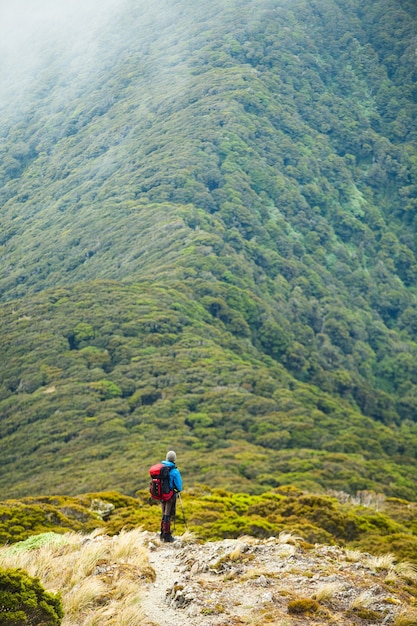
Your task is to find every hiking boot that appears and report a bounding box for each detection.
[163,533,175,543]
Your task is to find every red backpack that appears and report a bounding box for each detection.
[149,463,174,501]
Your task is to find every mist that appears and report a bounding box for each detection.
[0,0,128,107]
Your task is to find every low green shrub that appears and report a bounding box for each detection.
[288,598,320,614]
[0,568,63,625]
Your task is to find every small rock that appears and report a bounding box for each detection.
[253,575,270,587]
[187,605,200,617]
[261,591,273,603]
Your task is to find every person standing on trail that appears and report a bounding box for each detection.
[160,450,182,543]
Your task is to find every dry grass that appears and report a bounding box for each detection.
[81,598,144,626]
[246,609,291,626]
[385,561,417,586]
[385,569,401,584]
[111,574,140,600]
[393,561,417,583]
[176,530,198,543]
[237,534,259,545]
[278,531,302,545]
[344,549,363,563]
[229,543,245,561]
[312,581,344,602]
[64,577,107,616]
[1,534,78,582]
[350,590,374,610]
[109,527,148,562]
[70,538,109,584]
[393,608,417,626]
[0,529,153,626]
[365,553,396,571]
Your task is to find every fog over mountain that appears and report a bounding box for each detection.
[0,0,128,106]
[0,0,124,62]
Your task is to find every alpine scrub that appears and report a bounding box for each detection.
[0,568,63,626]
[1,488,417,562]
[0,0,416,504]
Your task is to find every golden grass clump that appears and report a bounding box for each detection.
[393,608,417,626]
[0,533,83,586]
[69,538,109,585]
[312,581,344,602]
[365,553,396,571]
[64,577,107,616]
[278,531,302,545]
[81,598,145,626]
[350,590,374,610]
[0,528,153,626]
[229,543,245,562]
[288,597,320,614]
[237,534,259,545]
[176,530,198,543]
[110,573,140,601]
[344,549,363,563]
[392,561,417,583]
[109,527,146,562]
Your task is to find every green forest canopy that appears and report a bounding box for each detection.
[0,0,417,500]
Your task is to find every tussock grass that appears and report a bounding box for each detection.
[278,531,302,545]
[64,577,107,615]
[385,569,400,584]
[350,591,374,610]
[393,608,417,626]
[229,544,245,561]
[28,545,58,580]
[81,598,145,626]
[288,597,320,614]
[385,561,417,585]
[344,549,363,562]
[1,538,78,593]
[365,553,396,571]
[111,574,139,600]
[393,561,417,583]
[237,534,259,545]
[246,609,289,626]
[312,581,344,601]
[0,528,153,626]
[177,530,197,543]
[109,527,146,561]
[69,539,109,584]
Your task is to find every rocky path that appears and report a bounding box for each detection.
[140,533,413,626]
[141,539,191,626]
[140,536,245,626]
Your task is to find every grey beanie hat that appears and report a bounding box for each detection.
[166,450,176,463]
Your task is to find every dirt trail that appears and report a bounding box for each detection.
[141,539,191,626]
[140,534,410,626]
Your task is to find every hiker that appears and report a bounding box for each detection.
[160,450,182,542]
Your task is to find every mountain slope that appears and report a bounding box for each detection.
[1,0,417,498]
[2,280,416,498]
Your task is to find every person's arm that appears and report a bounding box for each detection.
[172,468,182,492]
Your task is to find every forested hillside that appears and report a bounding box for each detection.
[1,0,417,499]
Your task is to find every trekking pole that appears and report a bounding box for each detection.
[178,493,189,531]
